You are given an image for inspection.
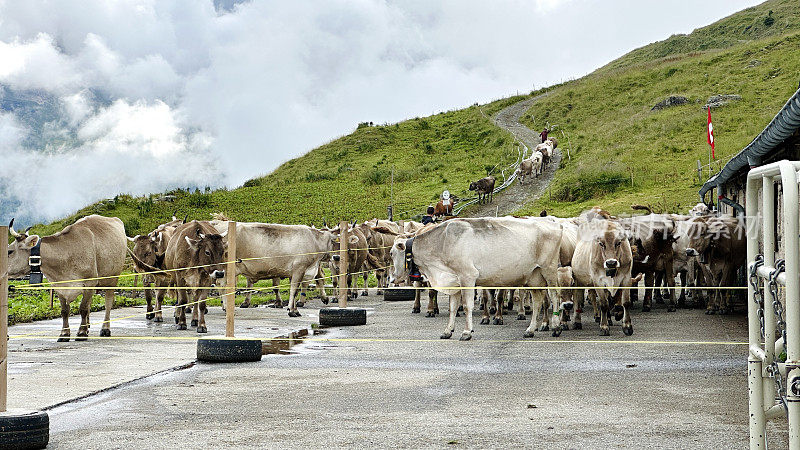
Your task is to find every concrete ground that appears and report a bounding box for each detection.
[7,292,790,448]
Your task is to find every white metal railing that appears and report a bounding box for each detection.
[747,160,800,448]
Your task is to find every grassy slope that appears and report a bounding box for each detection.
[517,0,800,217]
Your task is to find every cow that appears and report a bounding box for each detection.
[434,198,454,217]
[216,221,337,316]
[355,220,397,295]
[330,224,369,299]
[389,217,563,340]
[619,212,679,312]
[128,217,182,321]
[670,215,701,308]
[7,215,126,341]
[469,176,495,204]
[690,202,711,217]
[571,219,634,336]
[685,215,745,314]
[516,154,542,185]
[545,137,559,149]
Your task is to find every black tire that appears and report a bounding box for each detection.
[196,337,263,363]
[319,307,367,326]
[383,287,416,302]
[0,410,49,449]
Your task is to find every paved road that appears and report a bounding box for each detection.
[31,293,788,448]
[470,94,562,218]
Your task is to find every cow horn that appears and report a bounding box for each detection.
[172,210,177,221]
[127,235,139,242]
[9,218,20,237]
[183,214,188,224]
[198,233,206,239]
[24,226,33,233]
[323,218,328,228]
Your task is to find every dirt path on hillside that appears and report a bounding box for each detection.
[467,94,562,217]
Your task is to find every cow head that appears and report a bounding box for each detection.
[330,232,359,262]
[595,228,629,277]
[128,233,164,274]
[468,181,477,191]
[389,238,411,283]
[6,219,38,278]
[184,233,227,281]
[685,221,710,260]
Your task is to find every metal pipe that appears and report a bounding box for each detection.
[762,175,777,405]
[751,345,767,362]
[719,195,745,219]
[777,161,800,447]
[747,165,766,449]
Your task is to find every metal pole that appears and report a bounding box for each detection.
[225,221,237,338]
[338,221,349,308]
[746,169,765,449]
[1,225,8,412]
[762,176,777,410]
[778,161,800,448]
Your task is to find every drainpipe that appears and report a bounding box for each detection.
[718,183,746,220]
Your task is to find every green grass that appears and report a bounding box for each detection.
[517,1,800,217]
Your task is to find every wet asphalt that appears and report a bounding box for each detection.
[33,291,789,448]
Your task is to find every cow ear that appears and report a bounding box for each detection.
[25,235,39,248]
[396,241,405,251]
[185,236,198,249]
[348,235,359,245]
[671,234,681,243]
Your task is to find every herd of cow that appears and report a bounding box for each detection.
[515,137,558,184]
[5,199,744,342]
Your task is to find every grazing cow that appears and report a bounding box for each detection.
[469,176,495,204]
[7,215,126,341]
[571,219,634,336]
[128,217,182,321]
[210,220,294,308]
[685,215,745,314]
[389,217,563,340]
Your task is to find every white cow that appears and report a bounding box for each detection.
[389,217,563,340]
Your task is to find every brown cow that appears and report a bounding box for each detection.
[434,198,454,217]
[469,176,495,204]
[128,217,182,321]
[7,215,126,341]
[330,224,369,299]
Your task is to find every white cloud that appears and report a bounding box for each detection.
[0,0,763,224]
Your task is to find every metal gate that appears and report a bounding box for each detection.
[747,160,800,448]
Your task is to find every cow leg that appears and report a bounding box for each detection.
[717,266,732,315]
[572,288,585,330]
[297,282,308,307]
[190,299,199,327]
[480,289,491,324]
[641,271,654,312]
[413,280,422,314]
[598,290,610,336]
[57,294,72,342]
[197,290,208,333]
[589,290,599,323]
[315,275,328,304]
[427,289,438,317]
[100,288,114,337]
[618,289,632,336]
[664,260,676,312]
[493,289,504,325]
[506,289,515,313]
[376,269,385,296]
[677,270,688,308]
[441,291,459,339]
[154,286,165,322]
[360,271,369,297]
[653,271,665,304]
[524,288,546,337]
[701,265,716,314]
[516,289,527,321]
[272,278,284,306]
[145,283,154,320]
[240,279,253,308]
[287,274,302,317]
[176,281,188,330]
[460,288,475,341]
[76,289,94,340]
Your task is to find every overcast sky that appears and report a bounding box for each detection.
[0,0,762,224]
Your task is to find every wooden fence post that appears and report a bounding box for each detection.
[225,221,237,338]
[1,225,8,412]
[338,221,349,308]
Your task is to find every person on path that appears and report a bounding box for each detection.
[539,127,549,143]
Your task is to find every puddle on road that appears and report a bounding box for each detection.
[262,328,329,355]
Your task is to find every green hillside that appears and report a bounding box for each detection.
[22,0,800,235]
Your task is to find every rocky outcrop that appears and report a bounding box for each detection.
[651,96,688,111]
[704,94,741,109]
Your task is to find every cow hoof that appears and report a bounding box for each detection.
[296,301,305,308]
[572,322,583,330]
[667,306,676,312]
[57,336,70,342]
[489,307,496,315]
[177,323,187,330]
[154,316,163,323]
[191,320,198,327]
[599,328,610,336]
[321,297,329,305]
[459,332,472,341]
[146,312,155,320]
[288,311,301,317]
[360,291,367,297]
[75,334,88,341]
[480,318,490,325]
[376,290,383,295]
[434,308,440,315]
[425,312,435,318]
[623,325,634,336]
[412,307,420,314]
[99,329,111,337]
[455,312,461,317]
[523,330,535,338]
[197,326,207,334]
[517,314,526,321]
[552,327,562,338]
[641,305,651,312]
[492,318,503,325]
[440,332,452,340]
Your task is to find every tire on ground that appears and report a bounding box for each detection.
[319,307,367,326]
[0,410,49,449]
[383,287,416,302]
[196,337,263,363]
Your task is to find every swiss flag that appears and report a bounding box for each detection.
[707,107,715,160]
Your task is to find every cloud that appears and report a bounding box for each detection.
[0,0,763,225]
